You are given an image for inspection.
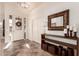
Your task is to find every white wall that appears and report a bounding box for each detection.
[28,2,79,44]
[4,3,28,43]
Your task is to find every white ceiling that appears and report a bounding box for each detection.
[17,2,43,12]
[1,2,43,15]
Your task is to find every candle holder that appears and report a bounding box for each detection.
[74,32,77,38]
[64,33,67,37]
[64,29,67,38]
[70,30,73,38]
[67,28,69,38]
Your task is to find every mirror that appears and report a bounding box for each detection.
[48,9,69,30]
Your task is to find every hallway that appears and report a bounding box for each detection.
[0,2,79,56]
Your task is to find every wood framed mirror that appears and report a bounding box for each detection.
[48,9,69,31]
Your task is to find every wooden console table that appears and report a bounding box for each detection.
[41,34,79,56]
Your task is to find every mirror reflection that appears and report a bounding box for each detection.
[51,16,63,27]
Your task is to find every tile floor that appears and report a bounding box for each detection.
[0,39,52,56]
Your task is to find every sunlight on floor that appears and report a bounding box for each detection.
[25,44,30,49]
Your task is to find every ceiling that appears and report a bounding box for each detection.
[2,2,43,15]
[17,2,43,12]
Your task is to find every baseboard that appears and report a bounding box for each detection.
[13,39,24,42]
[13,39,41,45]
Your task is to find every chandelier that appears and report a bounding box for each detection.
[17,2,31,8]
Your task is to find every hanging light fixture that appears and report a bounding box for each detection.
[17,2,31,8]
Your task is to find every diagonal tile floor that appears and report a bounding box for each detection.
[2,39,52,56]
